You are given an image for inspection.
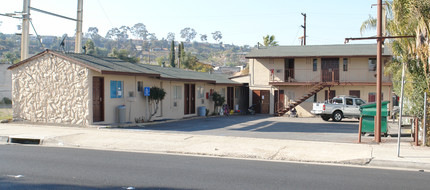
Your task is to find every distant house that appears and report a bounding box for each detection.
[8,50,242,125]
[244,44,393,116]
[213,66,241,75]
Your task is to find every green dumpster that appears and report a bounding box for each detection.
[359,101,389,136]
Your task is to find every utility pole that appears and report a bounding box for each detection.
[21,0,30,60]
[75,0,83,53]
[375,0,383,142]
[344,0,414,144]
[301,13,306,46]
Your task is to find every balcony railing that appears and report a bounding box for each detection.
[269,68,390,83]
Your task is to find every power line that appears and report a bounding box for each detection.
[96,0,114,28]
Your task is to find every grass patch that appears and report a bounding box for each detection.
[0,108,12,120]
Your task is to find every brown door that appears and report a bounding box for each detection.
[92,77,104,122]
[184,84,195,114]
[190,84,195,114]
[184,84,190,114]
[252,90,262,113]
[321,58,339,82]
[274,90,285,113]
[252,90,270,114]
[227,87,234,110]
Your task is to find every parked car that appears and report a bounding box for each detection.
[311,96,366,122]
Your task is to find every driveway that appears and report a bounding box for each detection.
[126,115,361,143]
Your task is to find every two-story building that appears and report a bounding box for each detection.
[245,44,393,117]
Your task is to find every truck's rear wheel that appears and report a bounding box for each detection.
[321,115,330,121]
[332,111,343,122]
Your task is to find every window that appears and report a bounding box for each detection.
[368,92,384,102]
[313,59,317,71]
[197,86,204,99]
[110,81,123,98]
[346,98,353,105]
[355,99,366,106]
[333,98,343,104]
[368,58,376,71]
[343,58,348,71]
[349,90,360,98]
[137,81,143,93]
[173,86,182,100]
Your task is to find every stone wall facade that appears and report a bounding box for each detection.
[11,54,90,125]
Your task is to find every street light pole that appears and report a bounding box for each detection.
[397,62,405,157]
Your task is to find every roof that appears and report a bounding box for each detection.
[245,44,393,58]
[8,50,240,85]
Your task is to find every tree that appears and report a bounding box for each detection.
[131,23,148,40]
[105,26,129,41]
[211,92,225,114]
[262,35,278,46]
[200,34,208,42]
[147,86,166,121]
[166,32,175,42]
[180,27,197,42]
[155,56,167,66]
[1,51,20,64]
[169,40,175,67]
[85,27,100,39]
[84,39,96,55]
[177,42,182,67]
[108,48,139,63]
[360,0,430,119]
[212,31,222,43]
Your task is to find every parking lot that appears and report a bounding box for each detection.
[129,115,363,143]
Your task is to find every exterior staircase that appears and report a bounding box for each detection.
[276,82,330,116]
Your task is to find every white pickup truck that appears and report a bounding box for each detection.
[311,96,366,122]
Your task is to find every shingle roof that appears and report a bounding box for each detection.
[8,50,240,85]
[245,44,392,58]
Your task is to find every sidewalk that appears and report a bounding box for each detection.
[1,122,430,170]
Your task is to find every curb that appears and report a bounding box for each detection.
[369,159,430,171]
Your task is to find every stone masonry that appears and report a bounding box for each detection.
[11,54,90,125]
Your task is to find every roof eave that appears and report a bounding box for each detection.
[101,70,160,77]
[245,55,392,59]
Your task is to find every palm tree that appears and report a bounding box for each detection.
[380,0,430,117]
[262,35,279,46]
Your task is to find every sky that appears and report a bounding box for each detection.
[0,0,380,46]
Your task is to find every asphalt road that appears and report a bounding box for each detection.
[1,145,429,190]
[132,115,361,143]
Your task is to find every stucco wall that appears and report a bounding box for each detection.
[250,57,392,84]
[0,64,12,100]
[89,71,234,124]
[11,54,90,125]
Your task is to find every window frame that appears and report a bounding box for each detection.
[110,80,124,99]
[343,58,348,71]
[173,85,182,100]
[313,59,317,72]
[137,81,143,93]
[368,58,376,71]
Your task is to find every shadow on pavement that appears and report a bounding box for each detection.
[136,115,359,134]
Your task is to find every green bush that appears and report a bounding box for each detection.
[2,97,12,105]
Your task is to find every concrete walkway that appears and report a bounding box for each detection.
[1,122,430,171]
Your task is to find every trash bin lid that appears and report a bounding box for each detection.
[360,101,390,116]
